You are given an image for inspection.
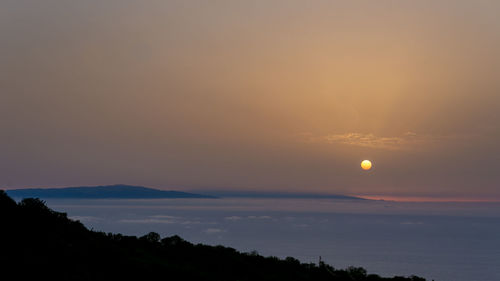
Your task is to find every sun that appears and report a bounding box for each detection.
[361,160,372,171]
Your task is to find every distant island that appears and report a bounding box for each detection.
[5,185,367,200]
[191,190,366,200]
[5,184,215,199]
[0,190,426,281]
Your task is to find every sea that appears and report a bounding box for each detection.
[40,198,500,281]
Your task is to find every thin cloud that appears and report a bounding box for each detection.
[224,216,243,221]
[69,216,102,223]
[181,220,217,225]
[203,228,225,234]
[119,218,176,224]
[247,215,272,220]
[150,215,181,219]
[306,132,451,150]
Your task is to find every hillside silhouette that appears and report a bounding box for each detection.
[0,190,426,281]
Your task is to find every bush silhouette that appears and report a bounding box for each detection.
[141,232,161,243]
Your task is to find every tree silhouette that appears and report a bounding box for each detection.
[141,232,161,243]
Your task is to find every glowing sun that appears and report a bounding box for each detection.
[361,160,372,171]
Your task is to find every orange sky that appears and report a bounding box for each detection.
[1,1,499,199]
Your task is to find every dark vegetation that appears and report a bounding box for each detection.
[0,190,426,281]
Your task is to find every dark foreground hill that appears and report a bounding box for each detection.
[6,184,215,199]
[0,191,426,281]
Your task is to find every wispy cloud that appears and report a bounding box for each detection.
[203,228,225,234]
[119,218,176,224]
[181,220,217,225]
[69,216,102,223]
[150,215,180,219]
[225,215,272,221]
[224,216,243,221]
[119,215,217,225]
[247,215,272,220]
[304,132,452,150]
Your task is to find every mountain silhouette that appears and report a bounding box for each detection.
[6,184,215,199]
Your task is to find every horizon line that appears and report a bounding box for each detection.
[356,195,500,203]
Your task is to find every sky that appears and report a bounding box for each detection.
[1,1,499,199]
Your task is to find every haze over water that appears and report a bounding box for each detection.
[41,198,500,281]
[3,1,500,280]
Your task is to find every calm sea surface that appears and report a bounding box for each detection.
[41,198,500,281]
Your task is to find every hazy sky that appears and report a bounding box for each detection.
[1,1,499,199]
